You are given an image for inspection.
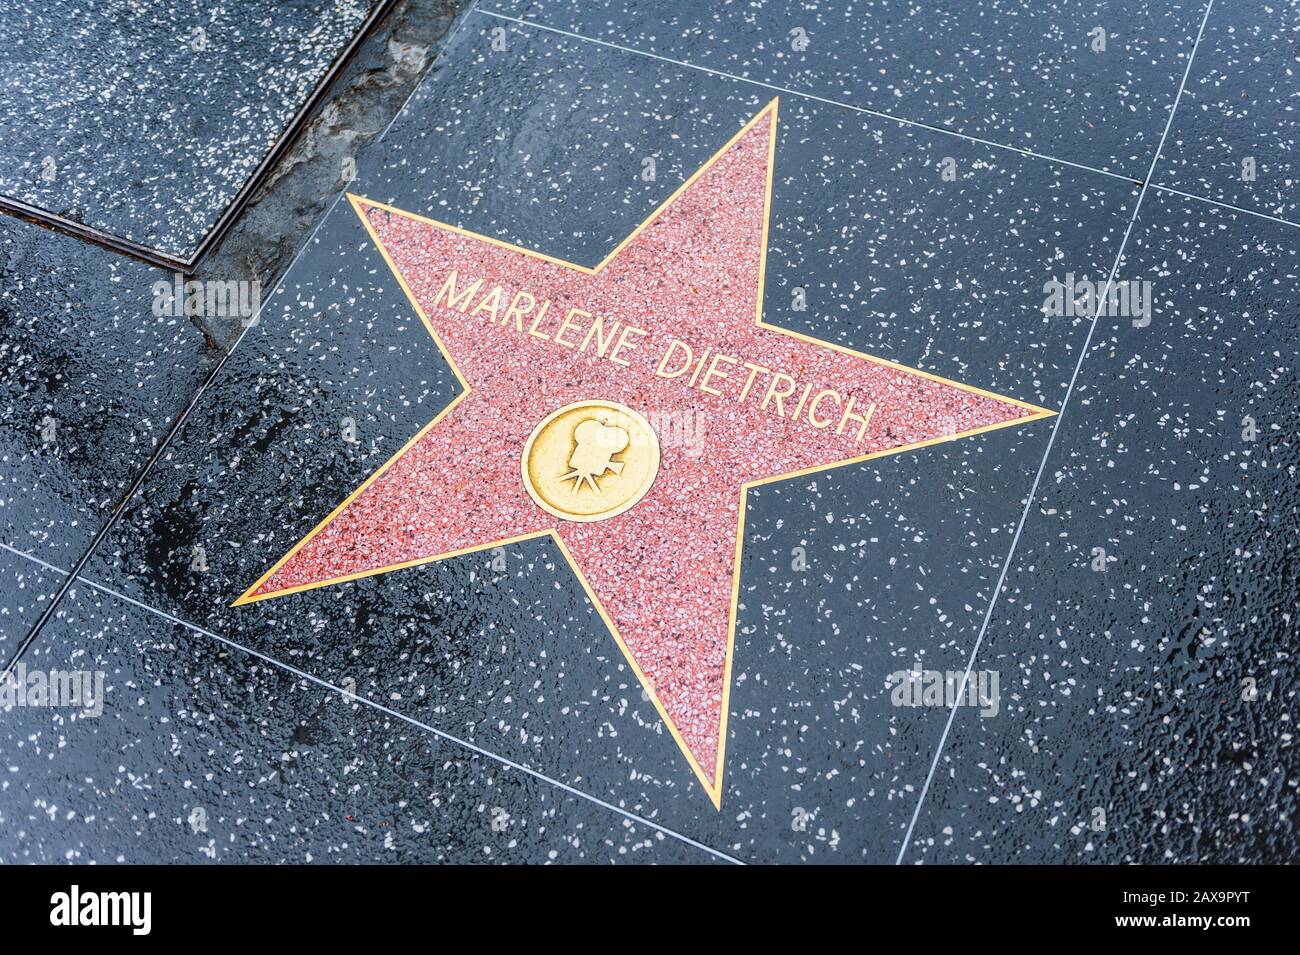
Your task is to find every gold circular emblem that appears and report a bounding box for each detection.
[521,400,660,523]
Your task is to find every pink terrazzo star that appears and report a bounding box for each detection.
[236,100,1052,806]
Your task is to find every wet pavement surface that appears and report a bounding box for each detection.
[1,0,1296,864]
[497,0,1202,179]
[0,0,388,265]
[903,189,1299,863]
[1160,0,1300,223]
[4,579,704,862]
[0,223,218,563]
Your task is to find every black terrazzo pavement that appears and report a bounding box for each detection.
[0,0,386,262]
[1,0,1295,864]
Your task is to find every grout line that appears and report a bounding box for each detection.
[0,541,740,865]
[477,9,1144,186]
[0,542,70,578]
[894,0,1218,865]
[1148,183,1300,229]
[0,0,484,680]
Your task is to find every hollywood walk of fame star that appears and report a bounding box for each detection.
[234,100,1053,807]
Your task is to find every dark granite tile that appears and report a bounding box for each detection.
[1160,1,1300,224]
[902,189,1300,864]
[0,577,716,863]
[490,0,1205,178]
[722,423,1053,859]
[0,221,217,574]
[0,0,386,261]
